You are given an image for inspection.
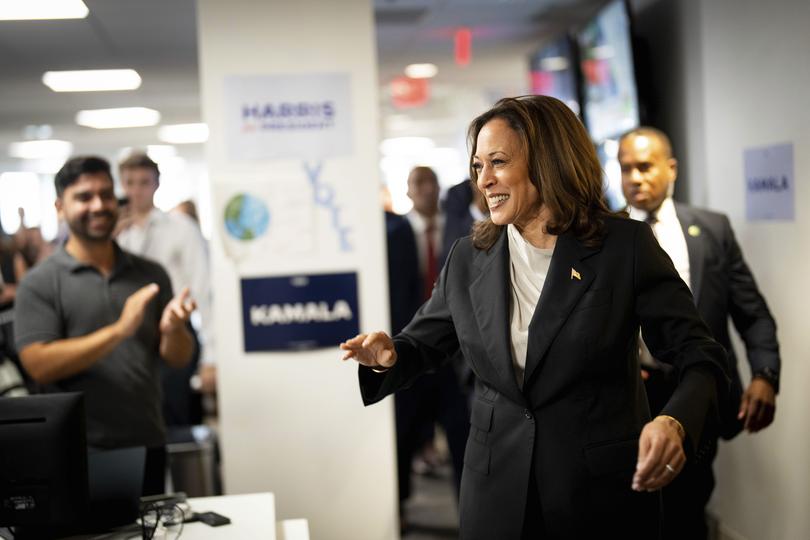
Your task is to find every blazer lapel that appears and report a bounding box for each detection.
[674,203,705,302]
[523,231,599,386]
[469,230,525,404]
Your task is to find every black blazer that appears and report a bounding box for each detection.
[360,216,728,539]
[674,203,780,438]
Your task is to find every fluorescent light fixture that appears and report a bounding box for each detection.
[146,145,177,162]
[0,0,89,20]
[379,137,435,156]
[157,123,209,144]
[404,63,438,79]
[539,56,569,72]
[42,69,141,92]
[76,107,161,129]
[8,139,73,160]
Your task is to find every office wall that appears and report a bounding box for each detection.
[698,1,809,538]
[197,1,398,539]
[634,0,808,538]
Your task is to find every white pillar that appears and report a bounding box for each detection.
[197,1,398,539]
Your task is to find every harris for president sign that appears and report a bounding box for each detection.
[224,72,353,161]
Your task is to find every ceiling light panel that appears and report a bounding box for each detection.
[157,123,209,144]
[76,107,161,129]
[0,0,89,21]
[404,63,438,79]
[8,139,73,160]
[42,69,142,92]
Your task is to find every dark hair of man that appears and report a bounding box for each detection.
[54,156,113,198]
[119,152,160,185]
[618,126,674,159]
[409,166,438,183]
[467,95,616,251]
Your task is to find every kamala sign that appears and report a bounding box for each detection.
[241,272,359,351]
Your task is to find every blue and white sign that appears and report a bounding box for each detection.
[224,73,353,160]
[241,272,359,352]
[744,143,794,221]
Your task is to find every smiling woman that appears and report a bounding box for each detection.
[340,95,729,540]
[468,96,611,252]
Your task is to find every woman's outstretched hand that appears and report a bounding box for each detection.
[340,332,397,371]
[632,415,686,492]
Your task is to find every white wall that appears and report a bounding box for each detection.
[197,1,398,539]
[696,1,810,538]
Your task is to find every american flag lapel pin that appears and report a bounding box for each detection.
[571,267,581,280]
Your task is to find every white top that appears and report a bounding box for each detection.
[117,208,215,365]
[507,224,554,388]
[406,210,444,278]
[629,197,691,290]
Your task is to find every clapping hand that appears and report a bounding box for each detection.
[160,287,197,334]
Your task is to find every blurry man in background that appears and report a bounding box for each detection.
[393,166,470,530]
[619,127,781,540]
[116,153,215,426]
[15,156,195,495]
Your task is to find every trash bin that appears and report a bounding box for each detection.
[167,425,221,497]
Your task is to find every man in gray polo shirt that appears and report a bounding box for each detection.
[14,155,195,495]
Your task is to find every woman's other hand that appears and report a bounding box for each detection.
[340,331,397,371]
[632,415,686,492]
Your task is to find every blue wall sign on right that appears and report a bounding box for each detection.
[744,143,794,221]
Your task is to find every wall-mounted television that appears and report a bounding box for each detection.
[529,36,580,116]
[576,0,640,142]
[576,0,640,209]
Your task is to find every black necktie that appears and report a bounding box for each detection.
[644,211,658,226]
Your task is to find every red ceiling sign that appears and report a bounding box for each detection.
[454,27,472,66]
[391,76,430,108]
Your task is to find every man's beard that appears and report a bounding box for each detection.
[67,211,117,242]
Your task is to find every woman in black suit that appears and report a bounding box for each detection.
[341,96,727,539]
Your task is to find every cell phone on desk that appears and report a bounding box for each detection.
[196,511,231,527]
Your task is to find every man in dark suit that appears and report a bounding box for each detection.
[441,178,486,263]
[385,168,470,530]
[619,127,781,540]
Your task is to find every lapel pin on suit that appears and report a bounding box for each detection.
[571,268,581,280]
[688,225,701,237]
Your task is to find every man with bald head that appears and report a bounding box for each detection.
[619,127,781,539]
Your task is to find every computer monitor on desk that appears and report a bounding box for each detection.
[0,392,89,535]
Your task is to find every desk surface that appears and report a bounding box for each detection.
[61,492,277,540]
[184,492,276,539]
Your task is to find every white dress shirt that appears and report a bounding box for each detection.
[629,197,691,367]
[507,224,554,388]
[629,197,691,290]
[117,208,215,365]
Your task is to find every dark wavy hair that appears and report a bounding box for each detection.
[468,95,617,251]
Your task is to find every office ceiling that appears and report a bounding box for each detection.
[0,0,605,153]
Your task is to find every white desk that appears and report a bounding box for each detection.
[183,492,276,539]
[63,492,292,540]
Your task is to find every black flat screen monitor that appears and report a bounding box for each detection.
[0,392,89,530]
[529,36,580,116]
